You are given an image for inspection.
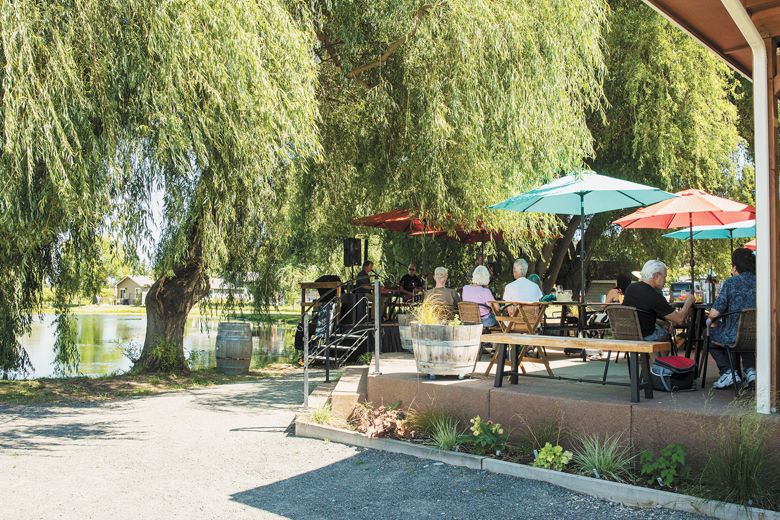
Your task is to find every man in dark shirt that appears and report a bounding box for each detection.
[398,263,424,301]
[355,260,375,292]
[623,259,694,341]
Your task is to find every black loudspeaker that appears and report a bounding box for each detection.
[343,238,362,267]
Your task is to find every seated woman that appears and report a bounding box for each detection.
[462,265,497,327]
[708,248,756,389]
[605,272,632,303]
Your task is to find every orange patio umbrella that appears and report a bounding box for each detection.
[613,189,756,288]
[745,239,756,251]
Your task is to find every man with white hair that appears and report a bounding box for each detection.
[623,259,694,341]
[503,258,543,302]
[424,267,460,315]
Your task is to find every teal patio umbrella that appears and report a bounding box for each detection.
[490,170,676,302]
[662,220,755,254]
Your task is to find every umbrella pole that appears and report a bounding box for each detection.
[579,195,586,304]
[689,213,695,297]
[730,230,734,255]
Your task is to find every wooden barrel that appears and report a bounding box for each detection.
[216,322,253,375]
[397,314,413,352]
[411,323,483,376]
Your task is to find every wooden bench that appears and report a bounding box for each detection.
[483,333,670,403]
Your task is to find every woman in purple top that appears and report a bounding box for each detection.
[462,265,498,327]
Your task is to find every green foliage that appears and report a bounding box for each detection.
[0,0,319,374]
[698,407,780,509]
[533,442,573,471]
[296,0,608,261]
[406,408,462,438]
[572,434,635,483]
[585,0,749,281]
[132,340,184,374]
[639,443,688,488]
[465,415,508,455]
[428,416,462,451]
[312,404,333,425]
[517,411,567,452]
[358,352,373,366]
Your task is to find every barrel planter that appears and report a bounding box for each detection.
[216,322,253,375]
[397,314,413,352]
[411,322,483,377]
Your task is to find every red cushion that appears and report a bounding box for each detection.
[656,355,695,370]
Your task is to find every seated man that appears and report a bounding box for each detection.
[707,248,756,389]
[623,260,694,341]
[424,267,460,316]
[354,260,376,292]
[502,258,543,302]
[398,263,424,301]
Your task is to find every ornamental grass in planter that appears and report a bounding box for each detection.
[410,297,482,378]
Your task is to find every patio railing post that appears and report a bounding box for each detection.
[303,312,310,410]
[374,278,381,374]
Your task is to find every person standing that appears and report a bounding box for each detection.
[502,259,543,302]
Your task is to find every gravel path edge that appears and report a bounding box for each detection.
[294,419,779,520]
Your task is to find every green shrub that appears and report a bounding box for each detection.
[406,408,462,438]
[572,434,635,483]
[312,404,333,425]
[516,410,567,452]
[429,417,463,451]
[699,408,779,510]
[640,443,688,488]
[465,415,509,455]
[358,352,372,365]
[533,442,573,471]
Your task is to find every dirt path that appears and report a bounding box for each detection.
[0,374,707,519]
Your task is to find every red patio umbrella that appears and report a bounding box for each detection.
[745,239,756,251]
[352,209,439,234]
[613,189,756,288]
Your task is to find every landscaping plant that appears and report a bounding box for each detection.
[412,298,451,326]
[312,405,333,425]
[572,434,635,483]
[699,406,780,510]
[533,442,573,471]
[349,402,413,439]
[406,409,463,438]
[429,417,463,451]
[639,443,688,488]
[465,416,508,456]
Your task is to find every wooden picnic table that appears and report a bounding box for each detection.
[483,333,670,402]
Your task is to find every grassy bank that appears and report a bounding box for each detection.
[36,304,300,324]
[0,365,300,404]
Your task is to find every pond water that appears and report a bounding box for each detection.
[17,314,294,379]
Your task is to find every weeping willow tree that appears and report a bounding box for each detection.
[284,0,608,265]
[0,0,319,374]
[542,0,748,292]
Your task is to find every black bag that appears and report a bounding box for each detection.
[650,355,696,392]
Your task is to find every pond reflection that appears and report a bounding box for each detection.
[18,314,293,379]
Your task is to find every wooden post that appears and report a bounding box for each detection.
[766,37,780,410]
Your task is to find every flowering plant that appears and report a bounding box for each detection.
[465,415,508,455]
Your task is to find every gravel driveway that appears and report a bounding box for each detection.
[0,373,709,519]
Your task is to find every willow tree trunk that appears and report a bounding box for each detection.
[135,261,209,373]
[542,216,581,293]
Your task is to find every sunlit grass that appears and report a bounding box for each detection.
[0,365,297,404]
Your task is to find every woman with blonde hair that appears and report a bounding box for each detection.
[462,265,497,327]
